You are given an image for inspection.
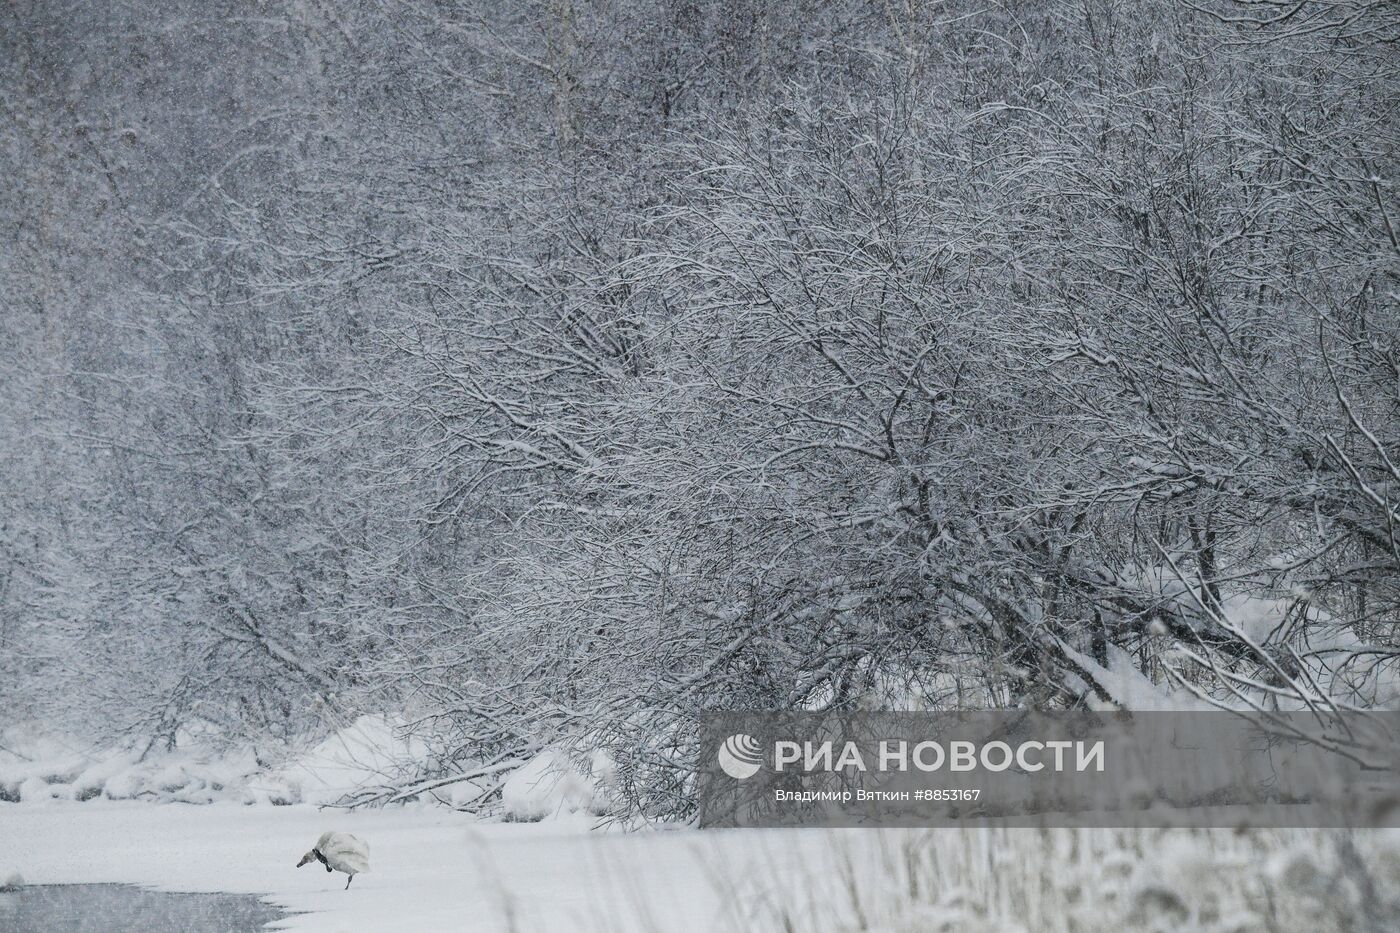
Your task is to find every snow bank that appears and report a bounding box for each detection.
[500,748,613,821]
[0,716,433,808]
[2,717,606,813]
[260,715,428,806]
[0,730,89,802]
[0,723,273,806]
[1059,643,1213,712]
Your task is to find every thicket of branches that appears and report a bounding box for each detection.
[3,0,1396,814]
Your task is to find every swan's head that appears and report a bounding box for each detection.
[297,849,319,868]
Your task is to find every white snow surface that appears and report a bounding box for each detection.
[0,800,877,933]
[5,800,1399,933]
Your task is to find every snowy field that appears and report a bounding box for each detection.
[4,800,1399,932]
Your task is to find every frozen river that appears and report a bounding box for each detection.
[0,883,284,933]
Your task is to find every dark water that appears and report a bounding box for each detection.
[0,884,285,933]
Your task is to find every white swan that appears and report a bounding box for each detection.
[297,831,370,889]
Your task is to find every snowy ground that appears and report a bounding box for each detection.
[4,801,1399,932]
[1,801,872,933]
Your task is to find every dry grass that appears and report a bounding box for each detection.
[700,827,1400,933]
